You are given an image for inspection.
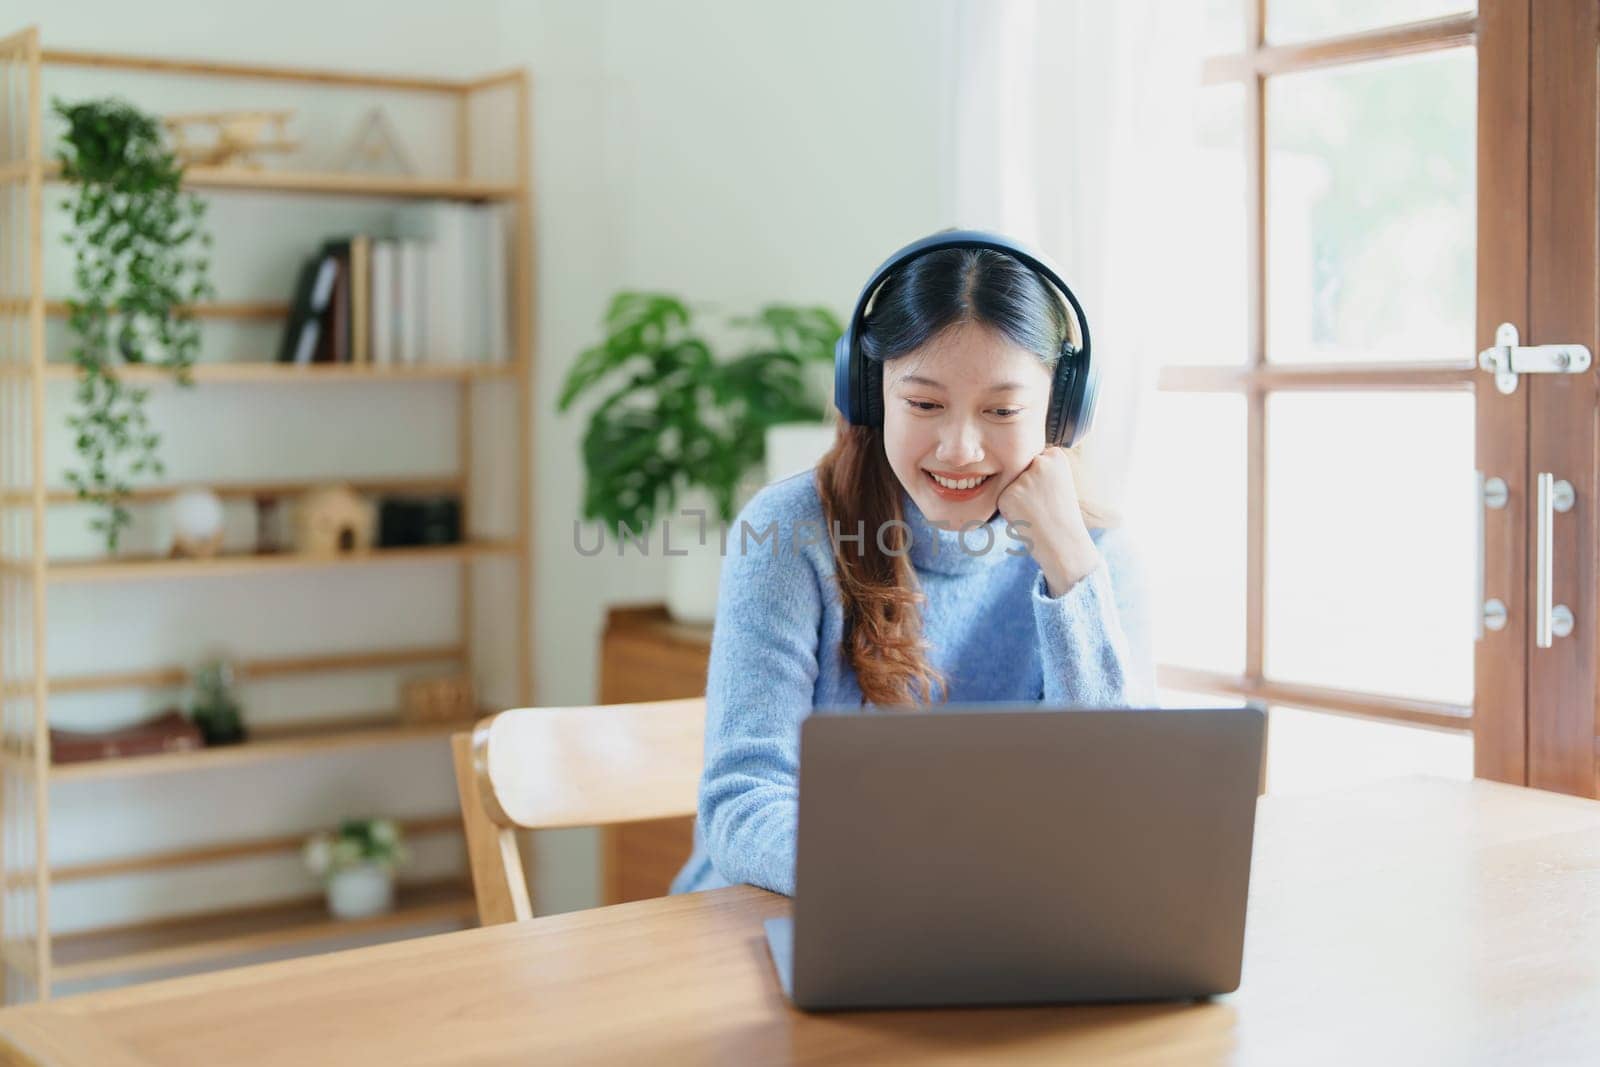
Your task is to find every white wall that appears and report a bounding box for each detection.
[8,0,970,986]
[506,0,962,708]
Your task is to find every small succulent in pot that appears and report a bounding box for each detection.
[302,818,410,880]
[188,657,246,746]
[304,818,411,920]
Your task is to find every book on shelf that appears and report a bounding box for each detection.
[275,203,511,369]
[391,201,512,365]
[399,237,427,367]
[350,234,371,365]
[370,238,396,367]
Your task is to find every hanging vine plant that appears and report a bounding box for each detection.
[53,97,213,551]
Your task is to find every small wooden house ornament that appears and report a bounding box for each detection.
[294,485,375,557]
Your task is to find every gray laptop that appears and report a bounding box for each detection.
[764,704,1266,1011]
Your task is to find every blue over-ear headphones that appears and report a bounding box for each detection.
[832,229,1098,448]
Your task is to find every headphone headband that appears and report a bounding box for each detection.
[846,230,1089,353]
[833,229,1099,447]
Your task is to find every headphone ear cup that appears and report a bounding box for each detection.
[1046,345,1079,446]
[833,333,856,424]
[864,357,885,427]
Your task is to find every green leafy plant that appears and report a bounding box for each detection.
[53,97,214,550]
[188,657,247,746]
[558,293,840,532]
[302,819,409,881]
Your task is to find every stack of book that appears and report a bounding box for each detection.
[277,201,512,367]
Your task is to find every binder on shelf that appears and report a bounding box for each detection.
[276,253,338,365]
[315,238,353,364]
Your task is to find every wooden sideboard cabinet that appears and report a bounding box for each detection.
[598,604,712,903]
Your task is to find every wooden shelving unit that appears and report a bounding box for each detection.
[0,28,536,1000]
[6,539,521,583]
[35,715,483,783]
[3,361,518,382]
[51,879,476,983]
[42,159,521,201]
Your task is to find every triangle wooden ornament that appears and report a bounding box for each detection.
[335,107,416,176]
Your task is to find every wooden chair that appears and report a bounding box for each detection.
[450,697,706,925]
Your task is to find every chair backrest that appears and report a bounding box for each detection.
[451,697,706,925]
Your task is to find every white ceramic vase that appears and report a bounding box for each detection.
[326,862,395,919]
[664,487,725,626]
[664,471,766,626]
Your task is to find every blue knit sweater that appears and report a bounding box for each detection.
[668,469,1156,898]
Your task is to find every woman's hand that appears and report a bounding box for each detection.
[996,447,1103,598]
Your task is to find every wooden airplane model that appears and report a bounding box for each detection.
[163,109,299,169]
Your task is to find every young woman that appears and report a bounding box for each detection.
[669,232,1156,898]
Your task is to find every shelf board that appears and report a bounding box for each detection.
[40,46,483,95]
[6,361,518,383]
[2,475,465,509]
[1,540,521,583]
[6,813,463,888]
[0,299,287,321]
[39,159,518,201]
[46,713,481,783]
[49,879,476,983]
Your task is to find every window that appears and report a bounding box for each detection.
[1150,5,1483,792]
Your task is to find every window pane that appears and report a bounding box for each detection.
[1267,2,1475,46]
[1204,0,1245,55]
[1127,392,1247,674]
[1157,688,1247,709]
[1265,392,1474,704]
[1264,705,1472,796]
[1166,85,1249,367]
[1266,50,1475,364]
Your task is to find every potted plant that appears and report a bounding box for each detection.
[187,656,247,746]
[303,818,410,919]
[54,96,214,551]
[558,293,840,622]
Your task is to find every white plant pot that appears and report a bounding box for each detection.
[326,862,395,919]
[664,474,764,626]
[764,422,835,485]
[665,534,722,625]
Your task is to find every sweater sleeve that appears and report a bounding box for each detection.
[1030,525,1158,708]
[695,498,823,897]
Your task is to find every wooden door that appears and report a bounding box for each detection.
[1154,2,1596,793]
[1523,0,1600,795]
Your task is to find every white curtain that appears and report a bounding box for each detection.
[941,0,1207,516]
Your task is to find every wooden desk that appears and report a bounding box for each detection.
[3,778,1599,1065]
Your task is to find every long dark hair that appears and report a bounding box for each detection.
[816,245,1105,707]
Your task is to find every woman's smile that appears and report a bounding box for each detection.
[923,469,995,500]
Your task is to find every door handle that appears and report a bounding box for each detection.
[1535,472,1575,648]
[1478,472,1507,639]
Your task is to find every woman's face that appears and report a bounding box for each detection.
[881,320,1054,529]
